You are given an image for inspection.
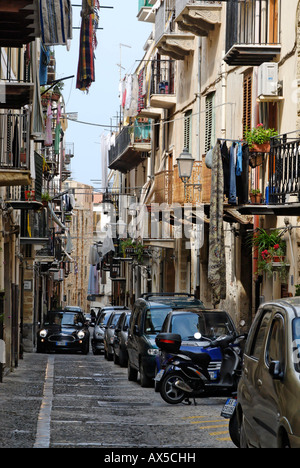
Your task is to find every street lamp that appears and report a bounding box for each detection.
[176,148,201,199]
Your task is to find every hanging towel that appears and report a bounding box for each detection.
[39,0,73,46]
[76,0,100,92]
[236,142,243,176]
[39,43,50,86]
[12,118,20,168]
[44,102,53,146]
[208,141,226,306]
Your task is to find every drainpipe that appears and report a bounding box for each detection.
[197,37,202,162]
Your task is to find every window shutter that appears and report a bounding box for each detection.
[243,72,252,137]
[205,92,215,153]
[184,110,192,152]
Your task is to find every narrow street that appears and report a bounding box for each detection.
[0,339,235,450]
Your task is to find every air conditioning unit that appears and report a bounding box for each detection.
[258,62,278,97]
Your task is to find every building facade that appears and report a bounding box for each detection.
[102,0,300,331]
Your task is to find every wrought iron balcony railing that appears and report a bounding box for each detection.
[269,134,300,205]
[224,0,281,66]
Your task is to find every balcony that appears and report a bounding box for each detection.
[150,59,176,109]
[20,208,50,245]
[175,0,222,36]
[155,0,195,60]
[0,111,32,187]
[224,0,281,66]
[235,132,300,216]
[109,120,151,173]
[0,0,40,48]
[138,0,156,22]
[0,48,34,109]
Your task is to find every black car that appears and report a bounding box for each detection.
[91,306,129,355]
[37,310,90,354]
[104,311,124,361]
[127,294,206,388]
[113,311,131,367]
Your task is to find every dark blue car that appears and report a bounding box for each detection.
[155,309,238,390]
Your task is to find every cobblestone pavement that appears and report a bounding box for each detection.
[0,349,235,450]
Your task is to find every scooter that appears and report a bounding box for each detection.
[155,331,246,405]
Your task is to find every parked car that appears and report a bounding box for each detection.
[155,309,238,390]
[236,298,300,448]
[113,311,131,367]
[37,309,90,354]
[64,305,84,312]
[91,306,129,355]
[104,310,126,361]
[140,293,205,310]
[127,299,173,387]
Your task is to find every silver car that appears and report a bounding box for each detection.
[236,297,300,448]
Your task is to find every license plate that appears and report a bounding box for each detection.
[209,371,218,380]
[154,369,164,382]
[221,398,237,418]
[56,341,68,346]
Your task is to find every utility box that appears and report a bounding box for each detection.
[258,62,278,97]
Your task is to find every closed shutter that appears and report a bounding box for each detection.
[205,92,215,153]
[184,110,192,152]
[243,72,252,137]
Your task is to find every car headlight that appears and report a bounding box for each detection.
[148,348,159,356]
[77,330,85,340]
[39,329,47,338]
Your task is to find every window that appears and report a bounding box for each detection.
[250,309,272,359]
[266,314,285,367]
[205,92,215,153]
[243,71,252,137]
[184,110,192,153]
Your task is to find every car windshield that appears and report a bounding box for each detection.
[169,311,235,340]
[44,312,84,327]
[292,318,300,373]
[149,295,205,310]
[98,312,113,327]
[144,308,171,335]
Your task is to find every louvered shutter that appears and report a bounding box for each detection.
[243,72,252,137]
[184,110,192,152]
[205,92,215,153]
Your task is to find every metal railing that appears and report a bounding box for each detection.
[226,0,281,53]
[109,121,152,166]
[0,111,30,169]
[150,59,175,95]
[269,134,300,205]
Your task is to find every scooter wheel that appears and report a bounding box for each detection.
[160,372,187,405]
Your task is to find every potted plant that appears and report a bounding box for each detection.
[245,124,278,153]
[250,228,288,278]
[250,189,262,204]
[41,192,51,207]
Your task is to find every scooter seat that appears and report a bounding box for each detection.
[180,351,211,369]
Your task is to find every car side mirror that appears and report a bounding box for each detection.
[269,361,284,380]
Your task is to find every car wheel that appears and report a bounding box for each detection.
[113,351,119,365]
[240,416,249,448]
[128,360,138,382]
[229,410,240,448]
[139,362,153,388]
[118,349,127,368]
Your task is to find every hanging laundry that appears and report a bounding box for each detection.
[44,102,53,146]
[208,141,226,307]
[12,117,20,168]
[39,0,73,46]
[54,103,62,155]
[76,0,100,92]
[137,68,145,113]
[39,43,50,86]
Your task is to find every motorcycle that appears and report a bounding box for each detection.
[155,331,246,405]
[220,394,240,448]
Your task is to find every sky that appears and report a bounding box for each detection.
[54,1,152,188]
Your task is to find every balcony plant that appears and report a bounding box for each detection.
[245,124,278,153]
[250,188,262,204]
[250,228,288,278]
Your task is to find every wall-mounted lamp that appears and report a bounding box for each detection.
[176,148,201,199]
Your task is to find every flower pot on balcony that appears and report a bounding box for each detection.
[249,142,270,153]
